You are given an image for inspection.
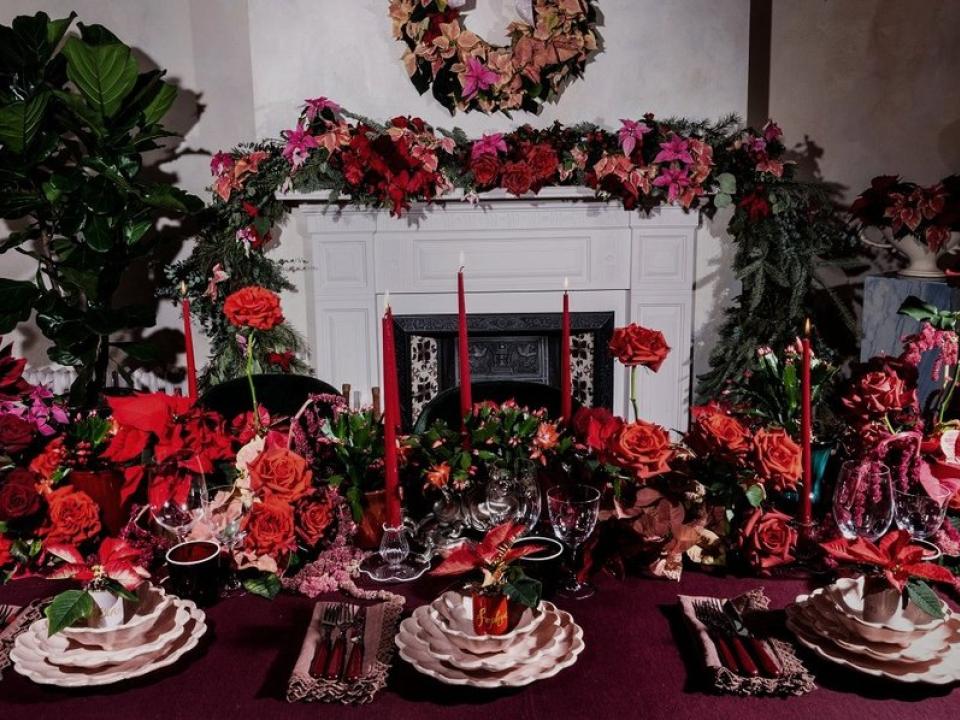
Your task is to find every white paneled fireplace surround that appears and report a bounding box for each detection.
[282,188,699,433]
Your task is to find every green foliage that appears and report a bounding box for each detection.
[243,572,281,600]
[501,566,542,609]
[906,579,945,620]
[45,588,94,636]
[0,12,201,407]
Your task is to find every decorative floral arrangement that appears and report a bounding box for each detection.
[167,96,857,398]
[851,174,960,250]
[390,0,599,115]
[821,530,956,619]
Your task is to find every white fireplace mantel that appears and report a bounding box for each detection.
[276,189,700,432]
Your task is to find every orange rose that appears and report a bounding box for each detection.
[607,420,673,480]
[686,403,751,460]
[248,447,313,503]
[739,508,797,571]
[296,497,333,547]
[753,427,801,492]
[243,497,295,558]
[609,323,670,371]
[223,286,284,331]
[42,486,101,545]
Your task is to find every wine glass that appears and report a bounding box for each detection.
[832,460,894,541]
[547,484,601,599]
[515,458,542,532]
[894,487,949,540]
[151,476,209,541]
[216,516,247,594]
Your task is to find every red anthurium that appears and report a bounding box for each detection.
[46,537,149,591]
[821,530,956,592]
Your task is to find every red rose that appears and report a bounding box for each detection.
[471,154,501,187]
[501,161,534,196]
[296,497,334,547]
[42,486,101,545]
[0,468,42,520]
[29,437,66,481]
[248,447,313,503]
[0,415,35,454]
[686,403,751,460]
[572,406,623,455]
[752,427,801,492]
[0,535,11,568]
[843,362,915,419]
[738,189,771,221]
[739,508,797,571]
[607,420,673,480]
[223,286,284,331]
[526,143,559,182]
[609,323,671,371]
[243,497,296,558]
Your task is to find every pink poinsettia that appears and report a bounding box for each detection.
[304,96,340,121]
[653,166,691,203]
[470,132,508,160]
[46,538,150,592]
[618,119,651,157]
[460,57,499,100]
[654,135,694,164]
[204,263,230,302]
[209,151,234,177]
[281,122,318,170]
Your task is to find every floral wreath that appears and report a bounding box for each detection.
[390,0,600,115]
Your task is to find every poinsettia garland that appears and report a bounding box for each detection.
[390,0,600,115]
[168,97,856,395]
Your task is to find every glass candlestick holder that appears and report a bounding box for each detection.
[359,523,429,583]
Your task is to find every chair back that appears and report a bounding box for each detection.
[200,373,340,421]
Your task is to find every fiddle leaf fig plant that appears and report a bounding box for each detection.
[0,12,202,407]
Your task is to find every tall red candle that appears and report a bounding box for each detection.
[800,318,813,529]
[382,297,402,527]
[560,277,572,421]
[180,282,198,399]
[457,260,472,428]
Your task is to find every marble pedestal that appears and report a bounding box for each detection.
[861,274,960,406]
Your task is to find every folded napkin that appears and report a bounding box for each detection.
[287,600,402,705]
[0,599,45,681]
[679,588,815,696]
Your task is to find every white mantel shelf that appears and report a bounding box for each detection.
[277,189,699,432]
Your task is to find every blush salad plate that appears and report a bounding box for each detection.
[60,584,172,650]
[427,591,546,654]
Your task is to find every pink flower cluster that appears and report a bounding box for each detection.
[900,322,959,381]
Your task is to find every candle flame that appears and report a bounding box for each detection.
[563,276,569,291]
[179,281,187,297]
[458,251,465,272]
[384,290,390,312]
[803,317,811,337]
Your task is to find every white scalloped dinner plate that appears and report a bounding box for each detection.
[396,606,584,688]
[407,603,561,672]
[30,601,192,669]
[10,605,206,687]
[786,600,960,684]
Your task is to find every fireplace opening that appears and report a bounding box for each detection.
[392,312,615,428]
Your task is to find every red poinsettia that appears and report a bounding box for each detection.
[821,530,956,592]
[0,338,32,400]
[433,522,543,579]
[46,537,150,591]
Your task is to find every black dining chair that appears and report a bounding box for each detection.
[199,373,340,421]
[412,380,577,432]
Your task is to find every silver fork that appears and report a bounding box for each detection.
[324,604,358,680]
[693,599,759,677]
[309,604,340,678]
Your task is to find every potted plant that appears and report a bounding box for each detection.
[821,529,956,623]
[432,522,544,635]
[0,12,203,408]
[44,537,149,634]
[61,413,130,535]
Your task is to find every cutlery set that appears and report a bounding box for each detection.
[692,597,781,678]
[309,604,367,682]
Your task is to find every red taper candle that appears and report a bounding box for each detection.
[180,282,198,399]
[457,258,472,429]
[800,318,813,530]
[561,277,572,421]
[382,294,402,527]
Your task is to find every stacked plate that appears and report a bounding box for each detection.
[786,576,960,684]
[10,584,206,687]
[396,590,584,688]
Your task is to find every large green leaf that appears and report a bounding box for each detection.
[140,81,177,128]
[907,580,945,620]
[82,213,114,252]
[0,92,49,154]
[61,36,138,119]
[46,12,76,48]
[0,190,40,219]
[0,279,39,332]
[142,184,203,213]
[243,573,281,600]
[45,589,95,636]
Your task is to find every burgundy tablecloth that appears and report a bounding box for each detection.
[1,572,958,720]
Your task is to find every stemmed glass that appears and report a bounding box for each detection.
[894,488,949,540]
[832,460,893,541]
[151,475,209,542]
[217,516,247,594]
[515,458,542,532]
[547,484,601,599]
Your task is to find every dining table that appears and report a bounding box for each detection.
[1,570,958,720]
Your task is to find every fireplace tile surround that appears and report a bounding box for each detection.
[280,188,698,432]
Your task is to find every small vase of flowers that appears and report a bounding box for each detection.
[431,522,544,636]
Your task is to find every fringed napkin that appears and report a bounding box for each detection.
[679,588,815,696]
[287,600,402,705]
[0,599,45,681]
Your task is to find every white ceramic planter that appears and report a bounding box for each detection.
[862,230,960,278]
[90,590,124,629]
